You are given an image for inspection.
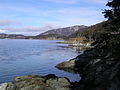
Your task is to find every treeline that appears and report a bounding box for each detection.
[68,0,120,47]
[27,34,67,40]
[68,22,106,42]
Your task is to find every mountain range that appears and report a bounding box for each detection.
[0,25,87,39]
[39,25,87,36]
[0,33,26,39]
[0,23,104,40]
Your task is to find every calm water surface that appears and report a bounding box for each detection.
[0,39,80,83]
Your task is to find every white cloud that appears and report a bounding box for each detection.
[45,0,108,5]
[57,7,100,16]
[86,0,108,4]
[0,23,59,35]
[44,0,78,4]
[0,0,107,36]
[0,20,21,26]
[49,7,104,26]
[0,29,10,33]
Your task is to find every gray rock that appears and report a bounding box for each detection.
[0,83,8,90]
[4,74,71,90]
[55,59,76,70]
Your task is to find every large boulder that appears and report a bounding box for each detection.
[2,74,71,90]
[55,48,99,73]
[55,59,76,70]
[0,83,8,90]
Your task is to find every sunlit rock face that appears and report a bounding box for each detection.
[2,74,71,90]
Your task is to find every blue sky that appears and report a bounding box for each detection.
[0,0,108,35]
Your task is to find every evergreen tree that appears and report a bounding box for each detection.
[103,0,120,33]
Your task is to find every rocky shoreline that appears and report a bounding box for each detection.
[56,39,120,90]
[0,74,71,90]
[57,40,94,53]
[1,34,120,90]
[1,43,120,90]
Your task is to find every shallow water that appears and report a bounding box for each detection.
[0,39,80,83]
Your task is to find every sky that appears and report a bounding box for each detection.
[0,0,108,36]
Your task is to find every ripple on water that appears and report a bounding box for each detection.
[0,39,80,83]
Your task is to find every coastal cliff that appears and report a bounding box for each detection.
[57,1,120,89]
[56,34,120,90]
